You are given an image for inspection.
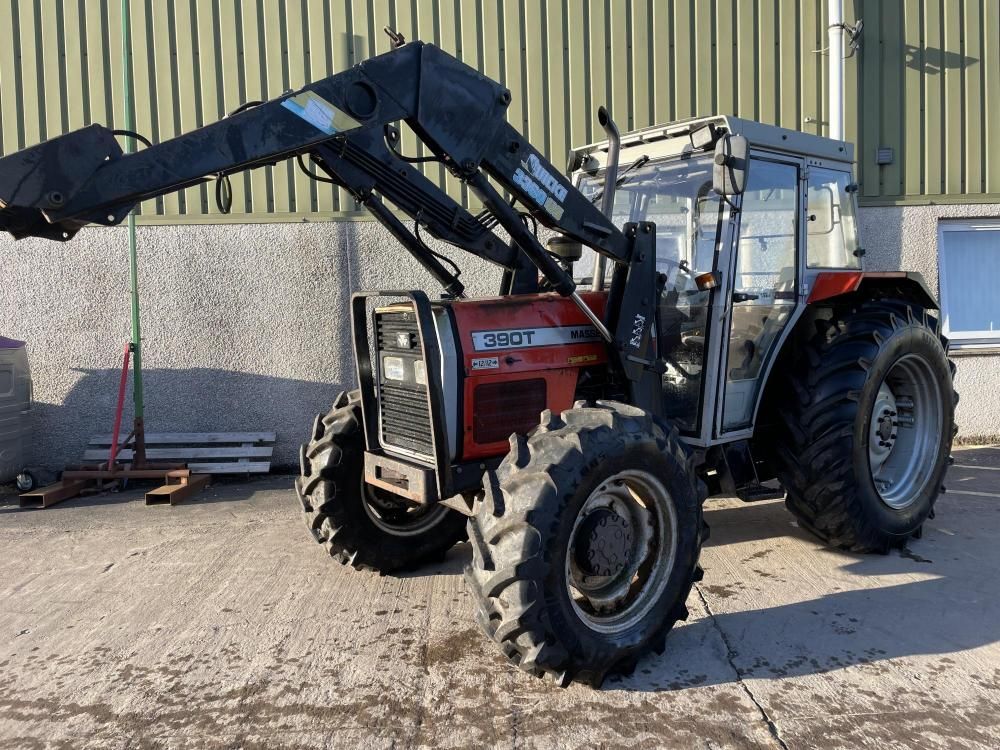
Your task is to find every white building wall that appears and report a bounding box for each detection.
[860,203,1000,442]
[2,202,999,472]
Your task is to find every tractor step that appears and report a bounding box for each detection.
[736,483,785,502]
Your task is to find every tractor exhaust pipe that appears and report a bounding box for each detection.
[592,106,621,292]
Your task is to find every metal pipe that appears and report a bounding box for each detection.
[592,106,621,292]
[570,291,613,342]
[108,343,131,470]
[828,0,844,141]
[121,0,144,423]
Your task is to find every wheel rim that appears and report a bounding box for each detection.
[867,353,944,509]
[565,469,678,634]
[360,480,452,536]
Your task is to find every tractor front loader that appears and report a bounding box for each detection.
[0,38,955,687]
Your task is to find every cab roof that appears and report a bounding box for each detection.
[569,115,854,171]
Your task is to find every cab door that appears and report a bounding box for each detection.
[718,157,801,434]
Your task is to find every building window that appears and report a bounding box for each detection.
[939,220,1000,348]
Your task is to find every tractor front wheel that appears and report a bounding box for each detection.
[296,390,467,572]
[465,401,707,687]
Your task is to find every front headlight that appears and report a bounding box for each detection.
[413,360,427,385]
[382,356,405,381]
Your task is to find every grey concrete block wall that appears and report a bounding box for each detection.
[860,203,1000,442]
[0,220,500,472]
[3,202,1000,473]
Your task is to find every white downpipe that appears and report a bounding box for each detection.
[828,0,844,141]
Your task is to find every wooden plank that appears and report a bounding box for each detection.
[89,432,276,445]
[84,447,273,461]
[188,462,271,474]
[146,474,212,506]
[20,480,88,509]
[62,469,191,481]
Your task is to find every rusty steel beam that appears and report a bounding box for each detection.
[19,480,89,509]
[145,474,211,506]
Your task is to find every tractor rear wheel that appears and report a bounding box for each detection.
[773,299,956,552]
[465,401,707,687]
[296,390,467,572]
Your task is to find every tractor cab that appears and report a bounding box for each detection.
[571,116,863,445]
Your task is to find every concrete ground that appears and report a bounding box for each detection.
[1,449,999,749]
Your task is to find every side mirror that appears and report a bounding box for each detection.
[713,134,749,196]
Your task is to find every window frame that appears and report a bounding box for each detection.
[938,219,1000,349]
[804,166,862,270]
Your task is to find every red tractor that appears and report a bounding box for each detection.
[0,39,955,687]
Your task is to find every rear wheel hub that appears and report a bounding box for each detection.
[867,353,944,509]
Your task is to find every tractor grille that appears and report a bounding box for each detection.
[376,310,435,459]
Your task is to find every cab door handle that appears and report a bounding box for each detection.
[732,292,760,303]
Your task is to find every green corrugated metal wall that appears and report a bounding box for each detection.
[0,0,997,221]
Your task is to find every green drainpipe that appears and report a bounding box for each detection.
[120,0,144,422]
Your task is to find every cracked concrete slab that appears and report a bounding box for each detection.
[1,446,999,748]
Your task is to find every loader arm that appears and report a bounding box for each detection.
[0,41,628,296]
[0,39,661,403]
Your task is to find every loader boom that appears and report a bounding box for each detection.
[0,41,628,297]
[0,39,665,399]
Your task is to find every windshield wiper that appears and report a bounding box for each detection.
[589,155,650,205]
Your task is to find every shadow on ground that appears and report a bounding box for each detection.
[610,489,1000,692]
[0,473,295,513]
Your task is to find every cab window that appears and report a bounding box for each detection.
[806,168,860,268]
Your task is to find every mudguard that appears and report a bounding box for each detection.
[807,271,938,310]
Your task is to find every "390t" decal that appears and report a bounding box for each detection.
[471,325,600,351]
